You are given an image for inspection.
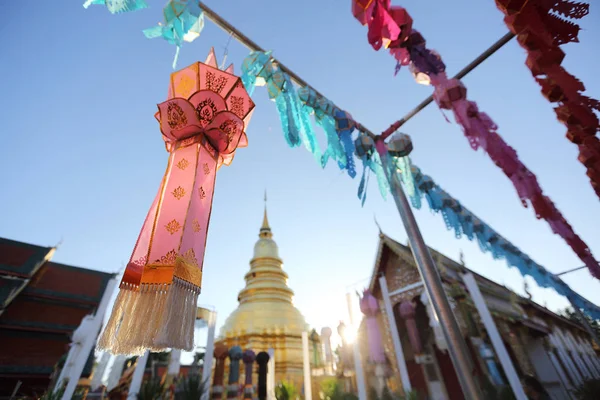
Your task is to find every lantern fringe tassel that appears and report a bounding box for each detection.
[97,277,200,355]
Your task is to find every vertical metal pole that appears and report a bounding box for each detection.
[379,276,412,393]
[346,293,368,400]
[463,273,527,400]
[377,144,482,400]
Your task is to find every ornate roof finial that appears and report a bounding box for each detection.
[374,214,384,238]
[459,250,465,266]
[524,279,532,300]
[260,190,271,238]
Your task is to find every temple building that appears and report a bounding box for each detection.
[0,237,115,397]
[217,200,321,387]
[351,232,600,400]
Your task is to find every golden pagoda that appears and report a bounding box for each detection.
[217,195,320,387]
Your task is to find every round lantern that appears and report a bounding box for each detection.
[387,132,413,157]
[437,79,467,110]
[355,134,375,158]
[418,175,434,191]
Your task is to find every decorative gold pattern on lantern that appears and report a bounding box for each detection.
[172,186,186,200]
[167,102,188,129]
[177,158,190,170]
[206,71,228,94]
[132,256,147,267]
[161,249,178,265]
[203,163,210,175]
[192,219,201,233]
[198,187,206,199]
[165,219,182,235]
[196,98,217,126]
[181,248,199,268]
[230,96,244,118]
[220,119,238,145]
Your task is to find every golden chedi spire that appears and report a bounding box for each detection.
[218,194,312,387]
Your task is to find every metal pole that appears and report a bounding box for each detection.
[377,144,482,400]
[379,31,515,139]
[556,266,586,276]
[378,276,412,393]
[462,273,527,400]
[198,1,378,138]
[9,381,22,400]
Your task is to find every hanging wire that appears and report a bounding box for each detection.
[219,33,233,70]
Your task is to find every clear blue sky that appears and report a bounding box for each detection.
[1,1,599,339]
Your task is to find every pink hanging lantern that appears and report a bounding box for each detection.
[98,49,255,355]
[359,289,386,364]
[399,300,422,354]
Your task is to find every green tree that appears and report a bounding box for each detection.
[275,381,299,400]
[321,378,358,400]
[176,375,208,400]
[138,377,166,400]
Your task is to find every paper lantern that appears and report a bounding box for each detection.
[242,350,256,400]
[228,346,244,399]
[143,0,205,68]
[399,301,422,354]
[213,344,230,400]
[98,50,254,355]
[83,0,147,14]
[387,132,413,157]
[355,135,375,158]
[435,79,467,110]
[359,290,386,364]
[352,0,376,25]
[256,352,270,400]
[495,0,529,16]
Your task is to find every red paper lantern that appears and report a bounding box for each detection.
[437,79,467,110]
[352,0,376,25]
[536,77,564,102]
[526,48,565,76]
[566,126,594,144]
[555,103,599,129]
[495,0,530,16]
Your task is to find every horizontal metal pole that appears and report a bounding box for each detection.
[556,266,586,277]
[380,31,516,139]
[199,1,377,137]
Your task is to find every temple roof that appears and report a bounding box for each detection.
[369,232,590,334]
[0,236,115,384]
